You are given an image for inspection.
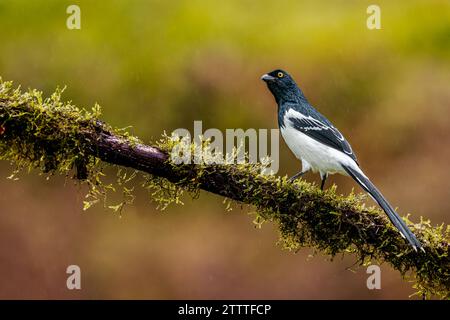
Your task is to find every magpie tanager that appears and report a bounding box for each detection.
[261,69,424,252]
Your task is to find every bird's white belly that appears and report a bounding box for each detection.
[281,125,353,176]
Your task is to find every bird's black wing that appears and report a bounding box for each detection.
[288,115,359,165]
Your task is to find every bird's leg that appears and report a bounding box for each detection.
[288,170,306,182]
[320,174,328,190]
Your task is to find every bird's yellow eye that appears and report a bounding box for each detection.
[277,72,284,78]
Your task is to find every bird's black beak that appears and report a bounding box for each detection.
[261,74,276,82]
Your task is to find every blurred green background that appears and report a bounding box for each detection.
[0,0,449,299]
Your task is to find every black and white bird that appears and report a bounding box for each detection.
[261,69,424,252]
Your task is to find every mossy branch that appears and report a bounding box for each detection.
[0,79,449,298]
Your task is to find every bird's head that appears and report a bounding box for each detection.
[261,69,304,104]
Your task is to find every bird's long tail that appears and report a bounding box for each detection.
[341,164,424,252]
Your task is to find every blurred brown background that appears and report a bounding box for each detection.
[0,0,449,299]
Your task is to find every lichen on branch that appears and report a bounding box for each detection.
[0,78,449,298]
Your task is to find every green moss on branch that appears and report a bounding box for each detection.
[0,78,449,298]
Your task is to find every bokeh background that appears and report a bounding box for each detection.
[0,0,449,299]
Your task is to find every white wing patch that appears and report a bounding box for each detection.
[285,110,345,142]
[284,108,356,167]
